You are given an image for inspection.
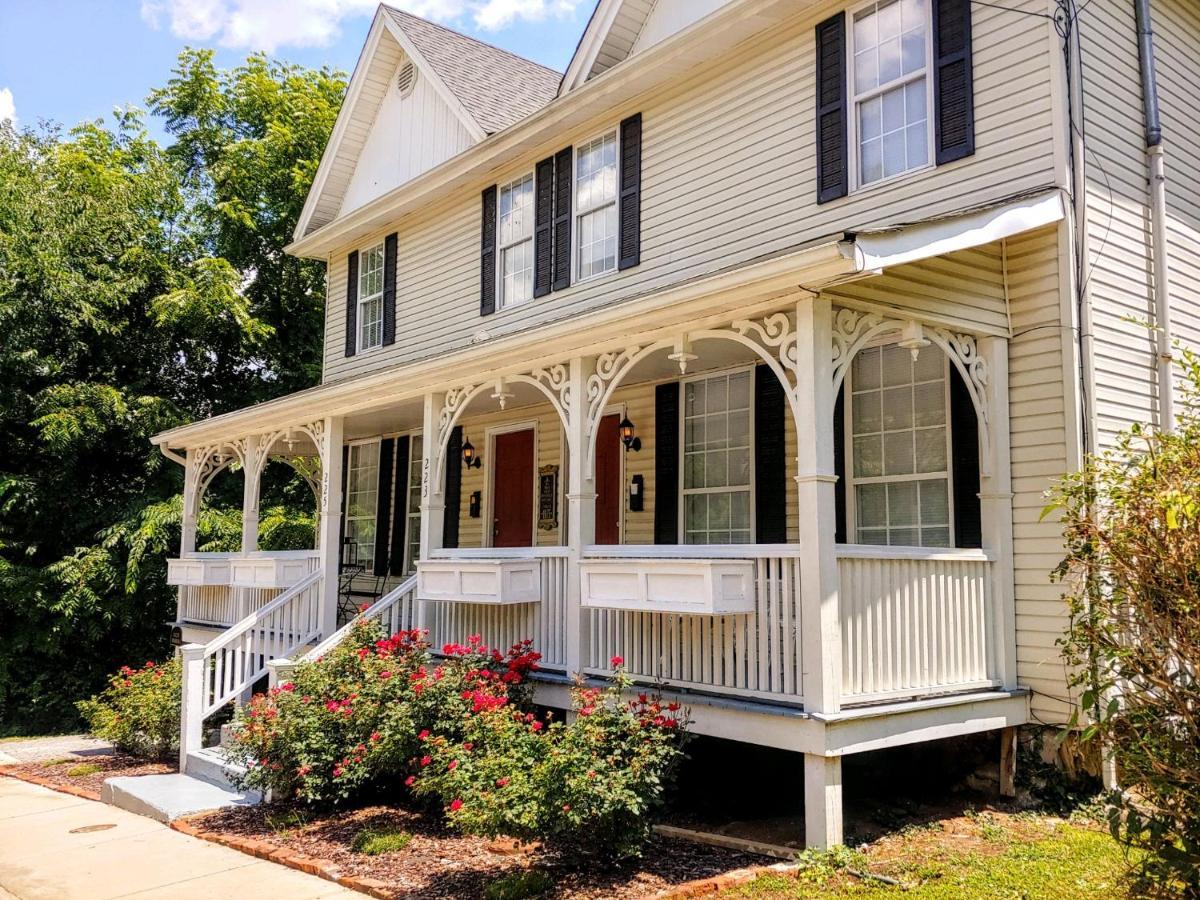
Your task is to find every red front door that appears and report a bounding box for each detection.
[595,414,622,545]
[492,429,535,547]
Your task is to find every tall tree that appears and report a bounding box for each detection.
[0,51,345,733]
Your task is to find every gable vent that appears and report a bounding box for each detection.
[396,62,417,98]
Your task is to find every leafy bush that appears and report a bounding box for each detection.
[412,660,690,860]
[226,622,540,804]
[1051,348,1200,895]
[76,657,180,759]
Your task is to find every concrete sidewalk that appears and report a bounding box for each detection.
[0,777,357,899]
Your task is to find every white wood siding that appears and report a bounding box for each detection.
[322,0,1060,382]
[630,0,732,56]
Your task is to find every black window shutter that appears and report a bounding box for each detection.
[382,233,397,346]
[949,370,981,548]
[533,156,555,298]
[344,251,358,357]
[654,382,680,544]
[618,113,642,271]
[833,387,847,544]
[389,436,410,576]
[373,439,395,577]
[338,445,350,570]
[753,366,787,543]
[552,146,573,291]
[480,186,497,316]
[932,0,975,164]
[815,13,848,204]
[443,426,463,549]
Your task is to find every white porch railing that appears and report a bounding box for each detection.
[180,569,325,769]
[837,545,998,703]
[175,552,319,628]
[304,574,419,661]
[424,548,571,671]
[581,545,804,704]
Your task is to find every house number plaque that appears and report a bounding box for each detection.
[538,464,559,531]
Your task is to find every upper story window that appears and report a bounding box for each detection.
[498,173,534,308]
[682,369,754,544]
[344,441,380,570]
[846,343,951,547]
[575,131,618,280]
[850,0,931,188]
[357,242,385,351]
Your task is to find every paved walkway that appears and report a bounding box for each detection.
[0,778,357,899]
[0,735,111,766]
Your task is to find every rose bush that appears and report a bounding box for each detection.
[412,659,690,860]
[76,657,181,759]
[226,622,540,804]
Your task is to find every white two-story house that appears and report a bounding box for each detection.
[151,0,1200,847]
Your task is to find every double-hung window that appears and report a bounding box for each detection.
[357,242,385,351]
[575,131,618,280]
[498,174,534,308]
[847,344,952,547]
[344,441,380,570]
[404,434,423,575]
[682,369,753,544]
[850,0,931,187]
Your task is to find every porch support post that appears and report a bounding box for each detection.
[240,436,262,553]
[794,296,841,715]
[418,392,447,632]
[180,449,200,556]
[804,753,843,849]
[317,416,344,639]
[179,643,205,771]
[979,336,1017,690]
[564,356,597,676]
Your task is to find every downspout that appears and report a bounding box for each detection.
[1135,0,1175,431]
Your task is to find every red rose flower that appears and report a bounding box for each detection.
[610,655,624,667]
[449,798,463,812]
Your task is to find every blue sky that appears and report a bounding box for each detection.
[0,1,592,141]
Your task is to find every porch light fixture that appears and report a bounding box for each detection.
[618,416,642,452]
[462,437,482,469]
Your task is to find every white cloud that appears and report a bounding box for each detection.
[0,88,15,128]
[140,0,581,52]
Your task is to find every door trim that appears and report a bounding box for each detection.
[484,420,539,549]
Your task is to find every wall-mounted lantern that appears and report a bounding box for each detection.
[618,416,642,452]
[462,437,482,469]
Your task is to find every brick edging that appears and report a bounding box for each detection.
[0,766,102,802]
[649,862,799,898]
[169,817,392,899]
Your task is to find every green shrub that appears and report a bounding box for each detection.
[1051,346,1200,895]
[226,623,541,804]
[484,869,554,900]
[412,660,690,861]
[66,763,103,777]
[76,657,180,759]
[351,826,412,855]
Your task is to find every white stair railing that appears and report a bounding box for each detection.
[179,569,323,769]
[303,574,419,662]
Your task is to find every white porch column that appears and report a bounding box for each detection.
[979,336,1017,690]
[564,356,597,676]
[180,449,200,556]
[317,416,344,639]
[804,754,843,849]
[240,436,262,553]
[178,642,205,770]
[418,392,447,632]
[794,297,842,715]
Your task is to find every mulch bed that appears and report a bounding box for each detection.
[0,753,176,800]
[192,802,769,899]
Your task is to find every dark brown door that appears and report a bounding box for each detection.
[492,429,535,547]
[595,414,622,545]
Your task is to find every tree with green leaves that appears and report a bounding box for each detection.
[0,50,345,733]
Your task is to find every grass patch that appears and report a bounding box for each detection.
[719,814,1130,898]
[0,734,63,743]
[65,763,103,777]
[265,809,308,835]
[46,758,76,766]
[351,827,413,856]
[484,869,555,900]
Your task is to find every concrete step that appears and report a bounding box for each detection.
[185,747,249,791]
[101,774,261,823]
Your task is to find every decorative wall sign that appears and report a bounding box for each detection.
[538,464,559,531]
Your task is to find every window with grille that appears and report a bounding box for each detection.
[357,243,385,351]
[847,343,952,546]
[404,435,423,575]
[345,441,380,569]
[682,369,753,544]
[497,174,534,308]
[575,131,618,280]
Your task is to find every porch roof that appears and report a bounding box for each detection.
[152,188,1064,451]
